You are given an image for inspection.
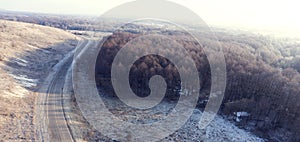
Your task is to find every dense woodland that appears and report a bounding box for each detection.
[95,23,300,141]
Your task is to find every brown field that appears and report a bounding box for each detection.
[0,20,78,141]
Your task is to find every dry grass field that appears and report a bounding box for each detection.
[0,20,78,141]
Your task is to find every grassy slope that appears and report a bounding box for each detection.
[0,20,78,141]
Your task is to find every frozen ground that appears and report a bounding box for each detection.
[107,97,264,142]
[76,92,264,142]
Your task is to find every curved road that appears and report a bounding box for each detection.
[45,56,74,142]
[35,39,89,142]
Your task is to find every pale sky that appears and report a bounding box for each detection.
[0,0,299,35]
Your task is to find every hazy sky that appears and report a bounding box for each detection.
[0,0,299,34]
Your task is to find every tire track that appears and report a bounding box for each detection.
[35,39,89,142]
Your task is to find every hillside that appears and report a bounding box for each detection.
[0,20,78,141]
[95,22,300,141]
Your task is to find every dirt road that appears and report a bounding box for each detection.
[35,39,89,142]
[46,56,74,142]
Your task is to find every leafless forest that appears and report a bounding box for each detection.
[95,22,300,141]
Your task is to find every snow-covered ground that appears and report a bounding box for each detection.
[202,111,263,142]
[163,109,263,142]
[9,74,38,88]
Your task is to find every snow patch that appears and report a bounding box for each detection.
[11,58,28,67]
[234,112,250,122]
[9,74,38,88]
[18,58,28,64]
[204,113,263,142]
[179,88,189,96]
[162,109,264,141]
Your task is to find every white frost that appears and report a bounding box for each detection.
[234,112,250,122]
[9,74,38,88]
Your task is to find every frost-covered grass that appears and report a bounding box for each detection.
[96,92,263,141]
[161,108,264,142]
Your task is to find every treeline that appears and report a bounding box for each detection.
[214,28,300,72]
[0,11,121,32]
[222,41,300,141]
[204,29,300,141]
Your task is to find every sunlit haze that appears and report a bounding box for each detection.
[0,0,299,36]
